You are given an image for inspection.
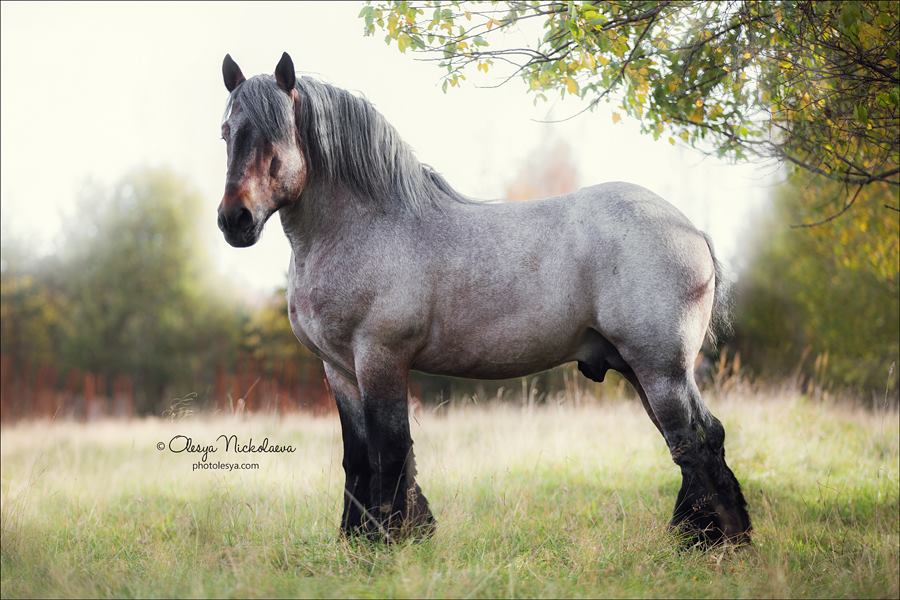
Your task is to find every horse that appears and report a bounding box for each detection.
[216,52,751,547]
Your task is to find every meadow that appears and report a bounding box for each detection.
[1,387,898,598]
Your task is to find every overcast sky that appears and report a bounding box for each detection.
[1,1,776,292]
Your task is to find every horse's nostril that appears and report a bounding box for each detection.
[234,207,253,230]
[219,206,253,234]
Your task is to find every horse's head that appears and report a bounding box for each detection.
[218,53,307,247]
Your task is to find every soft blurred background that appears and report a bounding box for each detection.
[1,4,898,598]
[1,1,897,421]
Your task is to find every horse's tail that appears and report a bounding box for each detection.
[702,232,732,348]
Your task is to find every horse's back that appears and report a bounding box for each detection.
[571,181,695,228]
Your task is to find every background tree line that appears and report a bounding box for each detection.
[0,169,324,418]
[2,158,895,420]
[1,0,897,417]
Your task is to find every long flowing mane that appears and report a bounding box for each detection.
[227,74,471,213]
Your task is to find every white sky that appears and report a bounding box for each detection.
[1,1,775,293]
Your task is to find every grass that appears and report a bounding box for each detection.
[1,388,898,598]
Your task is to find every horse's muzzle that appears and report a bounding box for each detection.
[217,205,257,247]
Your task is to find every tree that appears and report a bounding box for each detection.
[56,169,242,410]
[363,1,899,219]
[733,173,899,397]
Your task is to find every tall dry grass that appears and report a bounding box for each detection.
[1,384,897,598]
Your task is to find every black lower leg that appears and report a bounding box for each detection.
[335,392,371,535]
[362,392,435,542]
[326,364,372,537]
[668,416,751,546]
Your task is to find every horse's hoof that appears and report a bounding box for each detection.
[669,516,752,550]
[351,512,436,545]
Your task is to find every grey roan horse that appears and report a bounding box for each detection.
[217,53,751,546]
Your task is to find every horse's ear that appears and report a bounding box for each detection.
[223,54,245,92]
[274,52,296,93]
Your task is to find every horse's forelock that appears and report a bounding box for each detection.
[230,75,294,143]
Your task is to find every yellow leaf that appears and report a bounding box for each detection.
[858,22,881,51]
[680,130,690,141]
[565,77,579,95]
[597,55,610,66]
[611,112,621,124]
[743,51,752,60]
[668,136,676,145]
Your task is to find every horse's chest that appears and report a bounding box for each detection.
[286,279,353,369]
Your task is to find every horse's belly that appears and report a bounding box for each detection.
[412,317,585,380]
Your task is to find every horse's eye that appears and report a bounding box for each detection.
[269,155,282,178]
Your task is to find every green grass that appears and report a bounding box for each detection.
[1,390,898,598]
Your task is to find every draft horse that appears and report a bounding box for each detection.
[216,52,751,546]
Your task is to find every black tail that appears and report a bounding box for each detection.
[702,232,732,348]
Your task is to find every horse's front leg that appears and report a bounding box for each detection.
[355,349,435,542]
[324,363,371,537]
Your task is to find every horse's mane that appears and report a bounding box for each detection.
[228,74,472,213]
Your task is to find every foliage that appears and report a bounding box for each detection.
[241,287,322,380]
[733,174,899,396]
[52,170,242,405]
[0,241,71,368]
[0,169,323,414]
[363,1,900,210]
[2,395,897,597]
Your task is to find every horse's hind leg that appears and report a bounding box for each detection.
[636,366,751,546]
[325,363,371,536]
[621,369,663,435]
[576,330,662,434]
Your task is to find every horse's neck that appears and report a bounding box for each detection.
[279,182,416,257]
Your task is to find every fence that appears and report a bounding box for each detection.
[0,353,332,422]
